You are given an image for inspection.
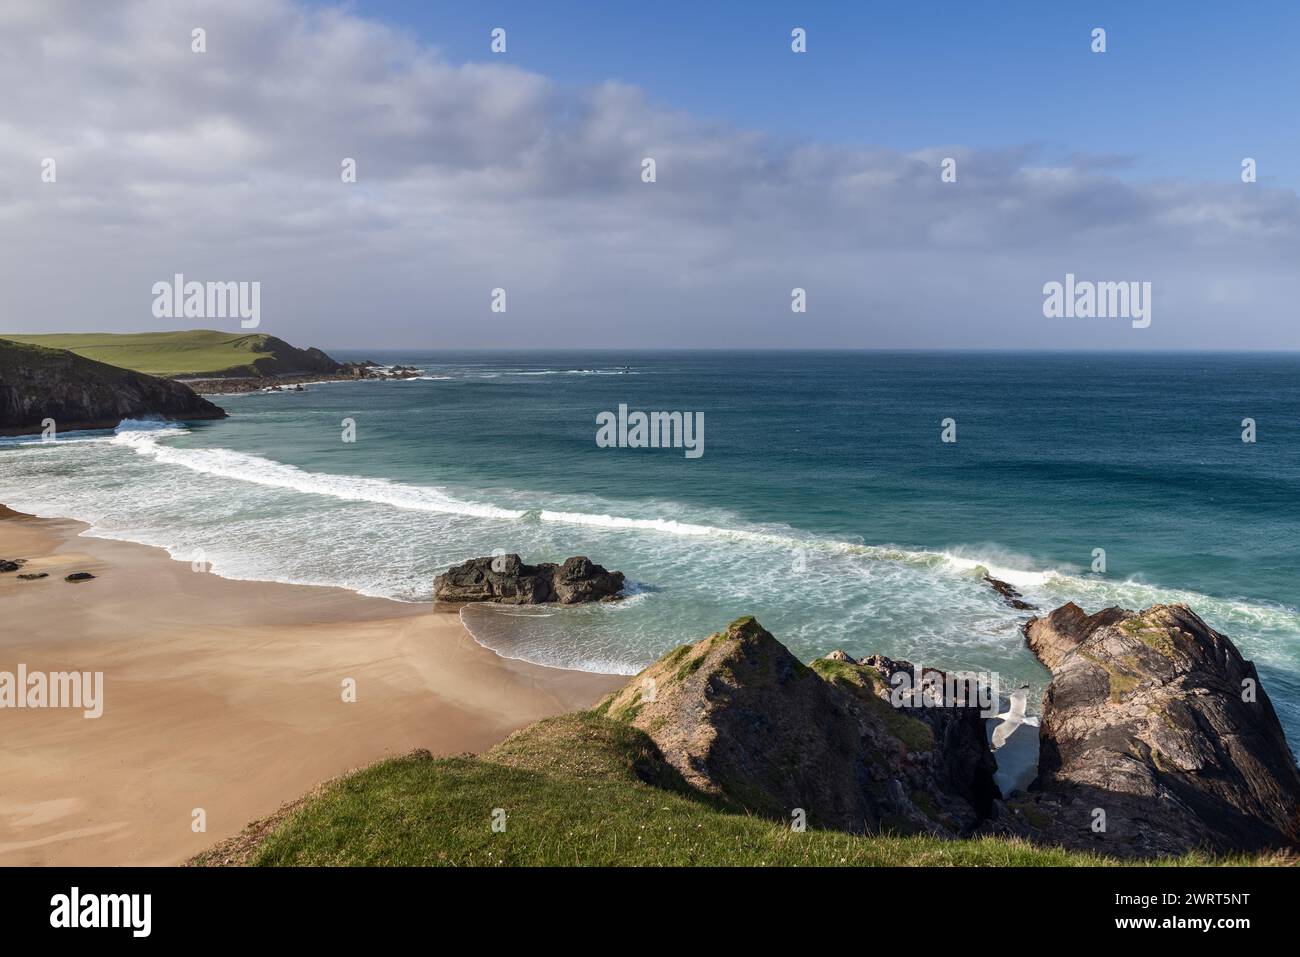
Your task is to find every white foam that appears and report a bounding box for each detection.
[538,508,1051,581]
[110,429,524,520]
[8,427,1300,678]
[936,551,1066,590]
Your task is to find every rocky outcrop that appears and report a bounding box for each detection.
[0,339,226,436]
[181,362,422,395]
[997,602,1300,857]
[595,617,997,836]
[433,554,624,604]
[197,335,342,378]
[983,574,1036,610]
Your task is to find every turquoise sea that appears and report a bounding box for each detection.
[3,351,1299,752]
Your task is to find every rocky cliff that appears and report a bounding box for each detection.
[995,602,1300,857]
[0,339,226,436]
[203,335,341,378]
[595,607,1300,857]
[596,616,998,835]
[434,554,624,604]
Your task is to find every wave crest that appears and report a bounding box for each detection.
[111,429,524,520]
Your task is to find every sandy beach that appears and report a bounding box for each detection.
[0,506,621,866]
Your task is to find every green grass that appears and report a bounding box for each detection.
[194,713,1276,867]
[0,330,328,378]
[0,338,133,383]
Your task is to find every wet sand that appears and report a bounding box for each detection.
[0,507,621,865]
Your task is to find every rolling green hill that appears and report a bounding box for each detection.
[0,330,341,379]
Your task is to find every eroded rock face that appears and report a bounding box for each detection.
[999,602,1300,857]
[433,554,624,605]
[0,339,225,435]
[596,617,998,836]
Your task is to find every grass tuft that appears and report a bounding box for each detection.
[193,713,1286,867]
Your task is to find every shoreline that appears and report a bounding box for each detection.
[0,505,621,866]
[180,365,424,396]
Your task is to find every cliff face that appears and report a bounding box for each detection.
[596,616,998,836]
[0,339,226,436]
[222,336,342,377]
[998,602,1300,857]
[596,608,1300,857]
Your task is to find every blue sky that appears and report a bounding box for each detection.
[3,0,1298,350]
[323,0,1300,188]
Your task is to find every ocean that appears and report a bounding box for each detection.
[3,351,1299,752]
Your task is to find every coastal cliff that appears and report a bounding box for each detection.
[595,616,997,835]
[0,330,422,394]
[994,602,1300,857]
[0,339,226,436]
[2,330,341,379]
[197,603,1300,865]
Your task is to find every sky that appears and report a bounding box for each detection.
[1,0,1298,351]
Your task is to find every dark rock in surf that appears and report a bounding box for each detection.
[433,554,624,605]
[983,574,1036,610]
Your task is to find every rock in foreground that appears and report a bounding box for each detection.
[596,616,997,836]
[999,602,1300,857]
[433,554,624,604]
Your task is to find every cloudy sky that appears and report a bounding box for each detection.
[1,0,1298,350]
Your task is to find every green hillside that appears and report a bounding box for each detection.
[193,712,1263,867]
[0,330,340,378]
[0,337,225,435]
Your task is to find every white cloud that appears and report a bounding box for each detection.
[1,0,1297,349]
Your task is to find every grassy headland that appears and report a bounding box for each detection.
[1,330,339,378]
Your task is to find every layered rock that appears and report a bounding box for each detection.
[433,554,624,604]
[0,339,225,436]
[998,602,1300,857]
[595,617,997,836]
